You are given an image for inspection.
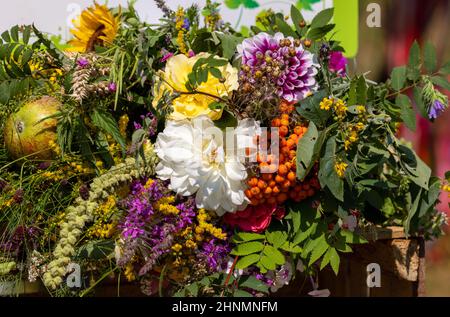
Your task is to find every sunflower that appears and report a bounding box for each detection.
[68,3,119,53]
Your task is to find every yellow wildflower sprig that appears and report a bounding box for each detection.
[175,7,188,55]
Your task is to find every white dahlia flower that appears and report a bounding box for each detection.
[155,115,260,215]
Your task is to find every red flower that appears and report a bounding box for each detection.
[224,204,285,233]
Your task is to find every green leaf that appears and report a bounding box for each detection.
[235,254,260,269]
[404,188,422,235]
[339,230,367,244]
[407,41,421,81]
[413,86,428,118]
[296,90,330,128]
[214,110,238,130]
[296,121,318,181]
[239,276,269,293]
[390,66,407,91]
[1,30,10,42]
[293,222,317,245]
[209,67,223,79]
[356,76,367,105]
[347,79,357,106]
[232,232,265,243]
[10,25,19,42]
[308,24,335,40]
[431,76,450,91]
[309,234,328,265]
[424,42,437,73]
[90,109,126,154]
[217,33,243,60]
[396,94,416,131]
[291,5,305,34]
[260,255,277,270]
[225,0,260,9]
[266,231,287,248]
[231,241,264,256]
[263,245,285,265]
[310,8,334,29]
[329,247,340,275]
[233,289,253,297]
[318,136,344,201]
[320,247,331,270]
[185,283,199,296]
[22,26,31,45]
[275,17,296,38]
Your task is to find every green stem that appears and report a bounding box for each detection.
[234,7,244,30]
[80,266,118,297]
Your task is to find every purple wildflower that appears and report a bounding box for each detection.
[429,99,446,120]
[108,82,117,93]
[76,58,89,68]
[328,51,347,76]
[188,49,196,58]
[237,32,319,102]
[198,238,230,271]
[182,18,190,30]
[161,51,174,63]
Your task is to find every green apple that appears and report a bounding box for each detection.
[3,96,60,161]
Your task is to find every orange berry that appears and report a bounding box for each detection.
[278,164,288,175]
[272,186,280,194]
[245,189,253,198]
[281,147,290,156]
[257,180,267,189]
[275,175,285,183]
[248,177,258,187]
[251,198,260,205]
[294,126,303,135]
[289,150,296,159]
[281,180,291,189]
[262,173,273,181]
[284,161,293,170]
[289,133,298,140]
[281,119,289,127]
[287,171,296,182]
[251,187,260,196]
[269,181,276,188]
[279,126,289,137]
[281,114,289,121]
[256,193,264,200]
[257,153,267,163]
[264,187,273,195]
[280,138,287,147]
[286,139,295,149]
[259,162,269,172]
[272,118,281,127]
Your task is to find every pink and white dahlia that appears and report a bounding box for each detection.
[237,32,319,102]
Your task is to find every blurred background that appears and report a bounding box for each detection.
[1,0,449,295]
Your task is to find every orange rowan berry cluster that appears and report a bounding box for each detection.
[245,101,321,206]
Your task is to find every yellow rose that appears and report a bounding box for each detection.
[153,53,238,120]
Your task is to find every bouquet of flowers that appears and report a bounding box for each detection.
[0,1,449,297]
